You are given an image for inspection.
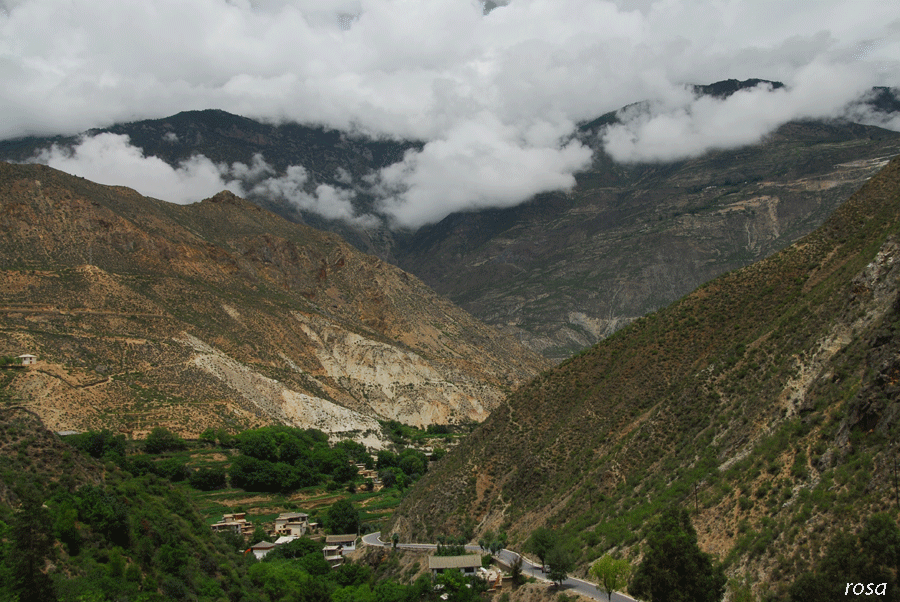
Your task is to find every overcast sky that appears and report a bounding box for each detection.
[3,0,899,227]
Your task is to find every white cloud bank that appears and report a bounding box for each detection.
[34,133,244,203]
[602,63,879,163]
[4,0,900,227]
[33,134,378,224]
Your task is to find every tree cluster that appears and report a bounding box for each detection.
[376,448,429,490]
[629,506,726,602]
[143,426,187,454]
[0,473,267,602]
[66,429,126,460]
[526,527,576,586]
[227,426,360,493]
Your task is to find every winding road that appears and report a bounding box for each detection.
[361,532,638,602]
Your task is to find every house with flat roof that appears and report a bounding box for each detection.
[325,534,357,552]
[323,545,345,568]
[274,512,310,537]
[210,512,254,536]
[428,555,482,578]
[17,354,37,366]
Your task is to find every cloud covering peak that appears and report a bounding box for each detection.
[3,0,899,227]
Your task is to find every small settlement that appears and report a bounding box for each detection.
[210,512,507,589]
[213,511,358,567]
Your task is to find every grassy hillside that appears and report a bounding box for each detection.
[390,154,900,600]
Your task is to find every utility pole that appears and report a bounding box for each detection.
[694,482,699,514]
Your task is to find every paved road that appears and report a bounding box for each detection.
[361,532,638,602]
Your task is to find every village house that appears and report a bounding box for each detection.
[324,534,357,552]
[274,512,310,537]
[323,544,344,568]
[355,464,384,491]
[17,354,37,366]
[428,555,482,578]
[210,512,254,536]
[248,541,277,560]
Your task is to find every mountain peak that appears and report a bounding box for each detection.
[202,189,254,207]
[691,77,785,98]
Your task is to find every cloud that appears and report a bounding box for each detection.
[374,112,592,227]
[32,133,242,203]
[3,0,899,226]
[249,163,376,225]
[30,135,377,224]
[842,87,900,132]
[601,62,878,163]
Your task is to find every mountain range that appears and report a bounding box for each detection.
[4,81,899,359]
[388,154,900,599]
[0,162,545,441]
[2,76,900,600]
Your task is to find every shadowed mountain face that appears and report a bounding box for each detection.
[0,162,547,440]
[400,120,900,359]
[2,84,899,360]
[389,155,900,598]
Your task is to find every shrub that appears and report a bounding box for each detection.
[144,427,187,454]
[188,466,227,491]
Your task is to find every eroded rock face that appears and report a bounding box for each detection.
[291,312,496,426]
[0,163,548,442]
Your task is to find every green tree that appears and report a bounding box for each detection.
[198,428,217,447]
[252,525,272,544]
[68,429,126,459]
[399,449,427,478]
[74,485,130,547]
[859,512,900,588]
[510,553,525,586]
[8,494,57,602]
[235,428,278,461]
[788,572,830,602]
[546,543,575,587]
[376,449,399,469]
[591,555,632,601]
[144,426,187,454]
[188,466,227,490]
[265,537,322,561]
[435,568,487,602]
[333,561,373,587]
[326,499,359,535]
[526,526,556,572]
[630,506,726,602]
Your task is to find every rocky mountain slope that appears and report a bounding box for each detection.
[0,162,547,441]
[399,119,900,359]
[388,154,900,599]
[4,84,899,361]
[0,108,419,256]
